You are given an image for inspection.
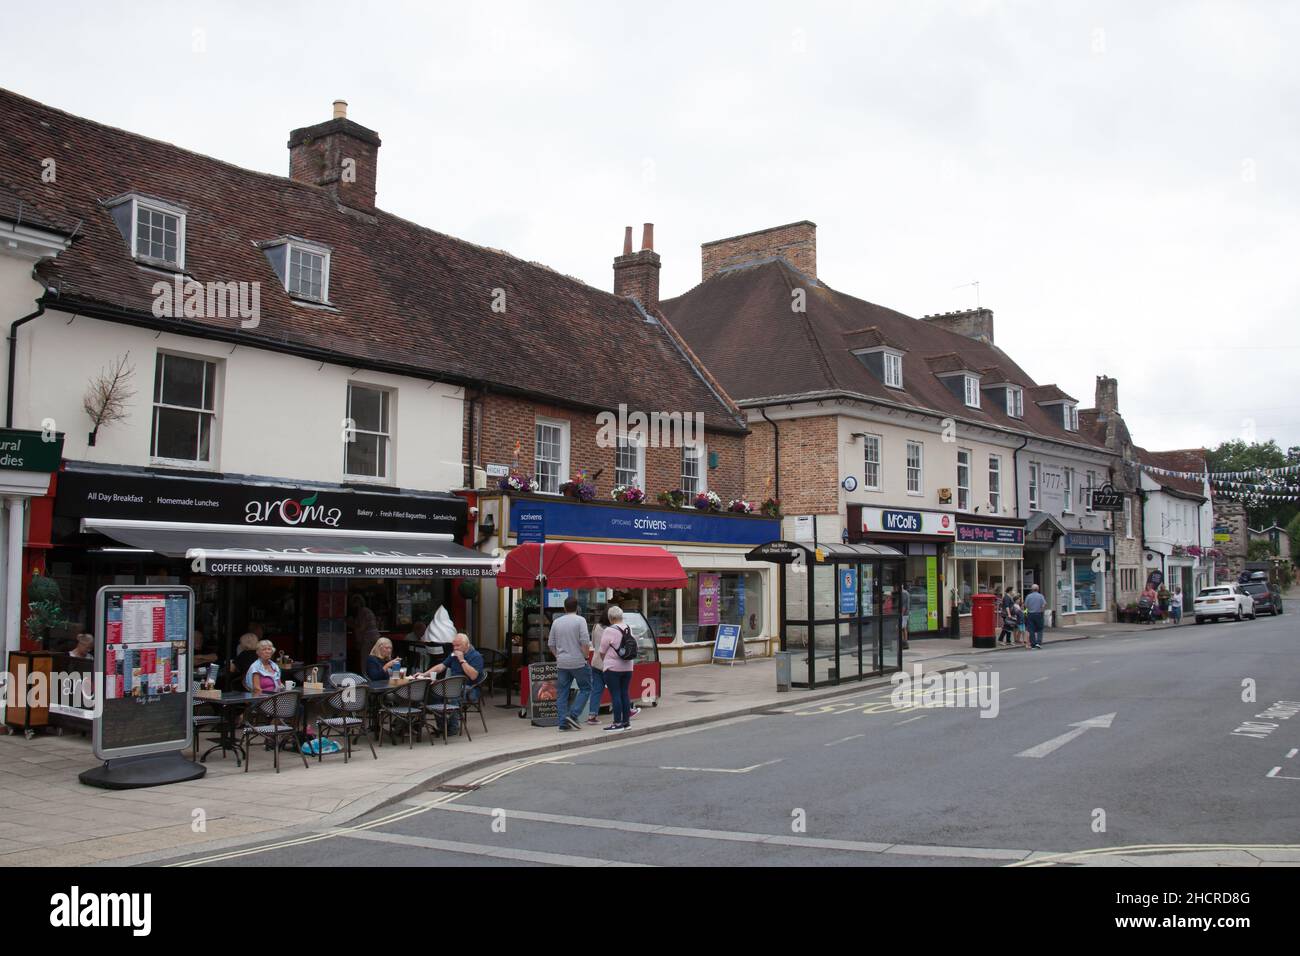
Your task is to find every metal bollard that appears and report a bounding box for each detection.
[774,651,792,693]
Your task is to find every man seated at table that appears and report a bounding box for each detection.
[192,628,218,668]
[414,633,482,736]
[244,640,284,694]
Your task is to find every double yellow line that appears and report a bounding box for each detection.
[1009,842,1300,867]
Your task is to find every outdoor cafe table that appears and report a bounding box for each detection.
[193,681,393,764]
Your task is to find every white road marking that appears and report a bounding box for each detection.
[1030,677,1050,684]
[333,825,647,866]
[425,803,1033,861]
[1266,767,1300,780]
[1018,712,1117,759]
[894,715,928,726]
[658,758,784,774]
[1287,749,1298,759]
[825,734,865,747]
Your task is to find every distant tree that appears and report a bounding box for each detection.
[1247,539,1274,562]
[1207,439,1298,530]
[1288,513,1300,563]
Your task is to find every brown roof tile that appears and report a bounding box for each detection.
[0,88,745,432]
[1138,447,1208,498]
[661,258,1106,449]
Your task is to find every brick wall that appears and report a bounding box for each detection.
[701,221,817,281]
[1212,498,1249,579]
[465,393,745,502]
[288,118,380,211]
[744,415,839,515]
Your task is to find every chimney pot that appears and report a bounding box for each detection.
[642,223,654,252]
[332,99,348,119]
[623,226,633,256]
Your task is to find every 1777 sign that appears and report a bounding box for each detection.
[1090,483,1124,512]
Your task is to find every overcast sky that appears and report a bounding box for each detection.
[5,1,1298,452]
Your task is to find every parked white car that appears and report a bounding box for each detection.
[1193,584,1256,624]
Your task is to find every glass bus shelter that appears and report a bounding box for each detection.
[747,541,906,689]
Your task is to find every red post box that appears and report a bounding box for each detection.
[971,593,998,649]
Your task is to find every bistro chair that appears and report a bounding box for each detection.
[461,676,489,734]
[329,671,368,689]
[191,709,224,761]
[241,690,308,773]
[425,675,470,745]
[315,684,377,763]
[377,680,430,749]
[476,648,508,699]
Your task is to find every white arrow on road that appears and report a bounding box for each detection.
[1017,713,1116,758]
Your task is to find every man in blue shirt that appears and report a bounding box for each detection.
[1023,585,1047,649]
[416,633,483,736]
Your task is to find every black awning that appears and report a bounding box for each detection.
[84,518,501,578]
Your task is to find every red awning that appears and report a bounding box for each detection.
[497,542,688,590]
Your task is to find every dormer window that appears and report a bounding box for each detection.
[1006,386,1023,418]
[963,374,981,408]
[1063,403,1078,431]
[852,347,905,389]
[106,194,186,269]
[261,236,331,303]
[884,351,903,388]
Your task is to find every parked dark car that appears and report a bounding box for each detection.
[1241,579,1283,616]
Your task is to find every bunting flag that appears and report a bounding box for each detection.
[1141,461,1300,482]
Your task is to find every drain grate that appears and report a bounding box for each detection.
[433,783,481,793]
[676,690,716,697]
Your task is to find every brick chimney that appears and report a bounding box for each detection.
[612,223,661,311]
[920,308,995,345]
[701,221,816,281]
[1095,375,1119,417]
[288,100,381,213]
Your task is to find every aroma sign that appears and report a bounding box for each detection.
[245,494,343,528]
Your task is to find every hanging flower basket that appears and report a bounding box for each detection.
[611,484,645,504]
[559,470,596,502]
[694,491,722,512]
[761,497,781,518]
[657,489,688,508]
[498,471,536,493]
[727,498,754,514]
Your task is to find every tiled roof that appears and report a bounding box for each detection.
[660,258,1107,450]
[1028,384,1077,404]
[1137,447,1207,498]
[0,88,745,432]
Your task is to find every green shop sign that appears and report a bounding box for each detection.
[0,428,64,473]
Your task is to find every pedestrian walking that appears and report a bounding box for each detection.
[1157,583,1171,623]
[900,585,911,649]
[1024,584,1046,648]
[547,597,592,732]
[1015,597,1028,647]
[998,595,1017,645]
[598,605,636,732]
[587,608,608,724]
[1170,586,1183,625]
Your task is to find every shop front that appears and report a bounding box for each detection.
[952,519,1026,636]
[480,493,781,666]
[1023,512,1067,625]
[47,466,495,676]
[847,504,955,638]
[1057,532,1113,623]
[747,540,906,688]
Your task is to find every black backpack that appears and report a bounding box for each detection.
[614,625,638,662]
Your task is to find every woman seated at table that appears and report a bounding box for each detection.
[244,640,284,693]
[365,637,403,682]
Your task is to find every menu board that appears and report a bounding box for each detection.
[527,661,559,726]
[94,587,193,759]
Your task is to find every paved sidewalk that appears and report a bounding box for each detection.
[0,652,973,866]
[0,620,1165,867]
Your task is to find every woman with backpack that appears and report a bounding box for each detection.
[598,605,636,733]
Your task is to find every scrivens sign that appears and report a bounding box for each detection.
[508,498,778,546]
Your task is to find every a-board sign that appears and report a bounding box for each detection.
[712,624,746,664]
[93,586,193,760]
[527,661,559,726]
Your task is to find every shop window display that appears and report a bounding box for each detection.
[683,570,763,644]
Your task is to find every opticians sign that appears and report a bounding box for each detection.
[860,508,955,537]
